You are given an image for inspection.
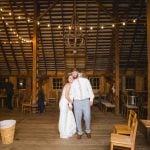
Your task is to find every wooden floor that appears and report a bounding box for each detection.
[0,105,149,150]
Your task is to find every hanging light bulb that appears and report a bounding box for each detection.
[101,26,104,29]
[133,19,137,23]
[112,24,115,28]
[122,22,126,26]
[90,26,93,30]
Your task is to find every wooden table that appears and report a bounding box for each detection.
[141,120,150,128]
[140,119,150,143]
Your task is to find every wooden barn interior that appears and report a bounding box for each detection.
[0,0,150,149]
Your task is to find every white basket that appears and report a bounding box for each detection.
[0,120,16,144]
[0,120,16,129]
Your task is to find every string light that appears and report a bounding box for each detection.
[90,26,93,30]
[112,24,115,28]
[27,18,30,22]
[0,6,144,45]
[101,26,104,29]
[133,19,137,23]
[58,25,61,29]
[0,15,32,44]
[122,22,126,26]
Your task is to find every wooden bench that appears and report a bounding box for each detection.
[110,117,138,150]
[113,110,137,135]
[102,101,115,112]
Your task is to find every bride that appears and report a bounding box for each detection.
[58,74,76,138]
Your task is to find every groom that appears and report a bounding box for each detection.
[70,69,94,139]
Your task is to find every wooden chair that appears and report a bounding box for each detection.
[122,95,139,118]
[114,110,137,135]
[22,96,38,113]
[110,117,138,150]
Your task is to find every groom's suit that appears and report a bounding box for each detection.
[70,77,94,135]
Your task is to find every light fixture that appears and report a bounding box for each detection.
[62,0,85,49]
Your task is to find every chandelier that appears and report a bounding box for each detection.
[61,0,85,49]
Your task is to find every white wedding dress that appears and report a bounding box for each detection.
[58,85,76,138]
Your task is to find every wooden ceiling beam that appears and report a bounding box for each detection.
[48,0,57,75]
[60,0,67,72]
[9,0,29,72]
[0,42,11,73]
[37,0,60,21]
[93,6,100,73]
[39,30,47,73]
[11,0,34,20]
[134,34,146,72]
[1,17,20,73]
[125,0,144,71]
[119,0,142,21]
[84,0,88,72]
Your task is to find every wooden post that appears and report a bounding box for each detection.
[32,0,38,104]
[146,0,150,143]
[113,0,120,114]
[147,0,150,119]
[114,24,120,115]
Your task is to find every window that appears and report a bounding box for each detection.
[53,78,63,90]
[89,77,100,89]
[17,78,26,89]
[0,77,6,89]
[125,76,135,90]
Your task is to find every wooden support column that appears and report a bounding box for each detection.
[113,0,120,114]
[147,0,150,119]
[114,25,120,115]
[32,0,38,104]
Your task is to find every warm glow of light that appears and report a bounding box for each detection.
[79,27,82,30]
[0,8,3,12]
[133,19,137,23]
[122,22,126,26]
[27,18,30,22]
[101,26,104,29]
[58,25,61,29]
[112,24,115,28]
[90,26,93,30]
[18,16,21,19]
[47,24,50,27]
[9,12,12,16]
[37,21,40,25]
